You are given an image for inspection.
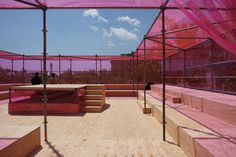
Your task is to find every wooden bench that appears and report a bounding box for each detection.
[0,125,41,157]
[0,91,9,101]
[146,90,181,103]
[105,84,144,97]
[138,91,236,157]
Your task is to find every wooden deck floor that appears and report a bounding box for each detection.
[0,98,186,157]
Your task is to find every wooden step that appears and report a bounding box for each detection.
[84,95,103,100]
[86,90,104,95]
[140,93,236,157]
[85,85,105,90]
[106,90,137,97]
[81,105,103,113]
[145,90,181,103]
[105,84,144,90]
[82,100,102,106]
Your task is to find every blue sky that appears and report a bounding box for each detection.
[0,9,158,56]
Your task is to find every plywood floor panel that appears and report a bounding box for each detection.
[0,98,186,157]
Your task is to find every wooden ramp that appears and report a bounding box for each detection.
[0,98,186,157]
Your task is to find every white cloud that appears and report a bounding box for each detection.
[117,16,141,27]
[108,41,115,47]
[103,27,138,41]
[132,28,139,32]
[89,25,99,32]
[83,9,108,23]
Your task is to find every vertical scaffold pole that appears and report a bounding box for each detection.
[70,59,72,83]
[183,51,186,88]
[210,39,214,90]
[161,6,166,141]
[42,7,48,142]
[132,53,135,93]
[11,59,14,83]
[23,54,25,84]
[40,60,43,74]
[144,36,147,112]
[100,59,102,83]
[95,55,98,84]
[59,54,61,84]
[136,52,139,98]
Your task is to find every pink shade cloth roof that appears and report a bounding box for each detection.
[1,1,236,61]
[1,0,235,9]
[0,0,167,9]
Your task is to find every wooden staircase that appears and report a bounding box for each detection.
[81,85,105,113]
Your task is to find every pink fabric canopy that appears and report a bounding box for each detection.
[0,0,167,9]
[1,0,236,60]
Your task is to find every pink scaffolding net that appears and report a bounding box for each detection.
[0,50,161,84]
[136,0,236,59]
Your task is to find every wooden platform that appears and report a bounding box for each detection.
[9,85,86,115]
[0,98,186,157]
[0,83,30,101]
[8,84,106,114]
[0,125,40,157]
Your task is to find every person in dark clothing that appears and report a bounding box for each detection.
[31,72,42,85]
[145,82,154,90]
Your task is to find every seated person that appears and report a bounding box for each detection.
[31,72,42,85]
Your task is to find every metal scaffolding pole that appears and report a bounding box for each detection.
[132,53,135,93]
[136,52,139,98]
[15,0,48,143]
[100,59,102,83]
[210,39,214,90]
[59,54,61,84]
[183,51,186,88]
[11,59,14,83]
[42,7,48,142]
[160,60,162,84]
[23,54,25,84]
[40,60,43,74]
[70,59,72,83]
[143,36,147,112]
[161,7,167,141]
[95,54,98,84]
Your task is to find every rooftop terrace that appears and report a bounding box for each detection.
[0,97,186,157]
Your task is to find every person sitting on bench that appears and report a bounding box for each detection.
[31,72,42,85]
